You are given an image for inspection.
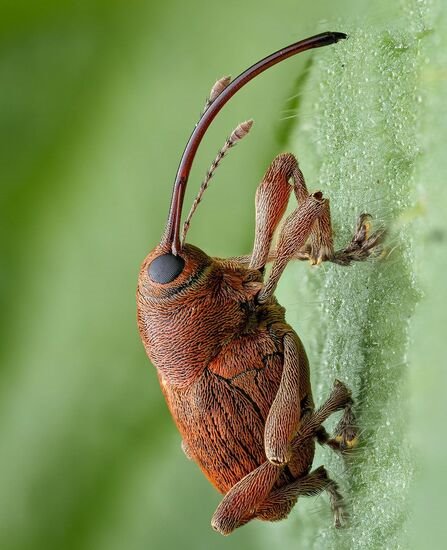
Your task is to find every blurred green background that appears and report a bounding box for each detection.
[1,1,446,549]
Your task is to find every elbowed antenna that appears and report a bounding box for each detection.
[181,119,254,246]
[161,31,347,255]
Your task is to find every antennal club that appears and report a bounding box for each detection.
[202,76,232,115]
[160,31,347,255]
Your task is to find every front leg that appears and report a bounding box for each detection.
[258,192,327,302]
[296,213,385,265]
[231,156,384,270]
[211,460,280,535]
[264,332,302,465]
[250,153,331,272]
[249,153,295,271]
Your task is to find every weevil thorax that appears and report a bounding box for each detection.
[137,243,263,389]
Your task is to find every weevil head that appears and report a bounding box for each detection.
[137,238,265,388]
[137,240,244,388]
[137,140,216,301]
[137,242,213,302]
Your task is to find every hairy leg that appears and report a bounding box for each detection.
[256,465,347,527]
[250,153,295,271]
[264,332,303,465]
[235,154,383,271]
[292,380,353,445]
[211,460,280,535]
[258,192,327,302]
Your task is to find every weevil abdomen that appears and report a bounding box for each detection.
[162,308,314,494]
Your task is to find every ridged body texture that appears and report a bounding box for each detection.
[137,245,315,495]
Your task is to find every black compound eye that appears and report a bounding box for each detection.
[147,253,185,284]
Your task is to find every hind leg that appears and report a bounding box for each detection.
[211,460,280,535]
[255,465,347,528]
[211,382,355,535]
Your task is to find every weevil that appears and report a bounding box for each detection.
[137,32,384,535]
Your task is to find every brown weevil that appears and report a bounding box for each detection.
[137,32,384,535]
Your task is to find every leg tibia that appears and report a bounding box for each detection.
[292,380,353,445]
[211,461,280,535]
[309,200,334,264]
[255,466,347,527]
[258,193,326,302]
[255,467,326,521]
[250,154,295,270]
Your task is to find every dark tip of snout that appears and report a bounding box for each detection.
[315,31,348,47]
[148,253,185,284]
[332,31,348,42]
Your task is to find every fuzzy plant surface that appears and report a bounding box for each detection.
[271,2,446,549]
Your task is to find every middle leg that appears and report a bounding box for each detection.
[249,153,332,271]
[291,380,354,445]
[316,401,359,453]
